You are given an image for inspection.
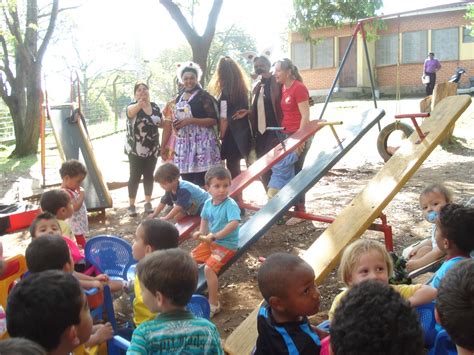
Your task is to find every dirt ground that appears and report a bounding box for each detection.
[1,97,473,339]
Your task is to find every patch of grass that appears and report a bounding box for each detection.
[0,145,38,174]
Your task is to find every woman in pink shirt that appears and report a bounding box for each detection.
[274,58,311,223]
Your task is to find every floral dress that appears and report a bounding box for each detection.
[173,88,221,174]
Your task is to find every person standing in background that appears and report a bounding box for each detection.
[423,52,441,96]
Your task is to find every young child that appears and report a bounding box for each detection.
[149,162,209,221]
[404,183,452,272]
[128,248,223,354]
[24,236,114,350]
[131,219,179,327]
[436,259,474,355]
[6,270,93,355]
[0,338,47,355]
[40,189,75,242]
[191,166,241,317]
[429,203,474,289]
[60,160,88,248]
[267,151,299,198]
[255,253,322,354]
[330,280,424,355]
[328,239,437,321]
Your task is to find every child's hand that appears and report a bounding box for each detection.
[406,259,421,272]
[147,213,155,220]
[91,280,104,290]
[201,233,215,243]
[192,231,202,240]
[96,274,109,283]
[94,322,114,343]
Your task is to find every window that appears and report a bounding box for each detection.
[312,37,334,68]
[463,27,474,43]
[402,31,428,64]
[291,42,311,70]
[376,34,398,66]
[432,28,458,61]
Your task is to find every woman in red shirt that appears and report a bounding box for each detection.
[274,58,311,223]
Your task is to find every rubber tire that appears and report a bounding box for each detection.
[377,122,414,162]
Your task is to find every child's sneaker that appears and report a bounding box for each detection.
[144,202,153,214]
[210,302,221,318]
[128,205,137,217]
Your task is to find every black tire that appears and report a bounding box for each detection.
[377,122,414,162]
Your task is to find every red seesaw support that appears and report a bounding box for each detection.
[394,113,430,142]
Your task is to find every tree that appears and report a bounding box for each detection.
[0,0,59,157]
[291,0,383,42]
[159,0,223,84]
[466,3,474,36]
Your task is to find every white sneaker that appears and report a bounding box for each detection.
[210,302,221,318]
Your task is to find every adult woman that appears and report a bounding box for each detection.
[208,56,251,179]
[125,82,171,217]
[274,58,310,223]
[173,62,221,187]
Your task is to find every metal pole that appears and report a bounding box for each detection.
[318,23,361,120]
[113,75,119,133]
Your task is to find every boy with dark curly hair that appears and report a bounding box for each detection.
[436,259,474,354]
[430,204,474,289]
[330,280,424,355]
[129,248,223,354]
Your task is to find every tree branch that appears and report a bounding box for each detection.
[159,0,199,44]
[38,0,59,61]
[0,34,15,85]
[2,2,29,61]
[202,0,223,43]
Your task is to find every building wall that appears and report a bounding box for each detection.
[290,7,474,95]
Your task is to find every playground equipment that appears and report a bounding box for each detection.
[224,95,471,354]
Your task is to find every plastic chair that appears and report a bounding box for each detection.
[0,255,28,308]
[416,303,437,348]
[429,329,457,355]
[85,235,136,281]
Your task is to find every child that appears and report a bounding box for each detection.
[267,151,299,198]
[128,248,223,354]
[60,160,88,248]
[255,253,322,354]
[25,236,114,350]
[429,203,474,289]
[328,239,437,321]
[30,211,84,265]
[0,338,47,355]
[404,183,452,272]
[191,166,240,317]
[436,259,474,355]
[330,280,424,354]
[149,162,209,221]
[6,270,93,355]
[39,189,75,242]
[131,219,179,327]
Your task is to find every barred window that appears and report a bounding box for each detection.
[312,37,334,68]
[431,27,459,61]
[402,31,428,64]
[376,34,398,66]
[291,42,311,70]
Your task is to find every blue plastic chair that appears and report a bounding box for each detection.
[85,235,136,281]
[429,329,457,355]
[416,303,437,348]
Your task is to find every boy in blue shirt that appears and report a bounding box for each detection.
[192,166,240,317]
[128,249,223,354]
[149,163,209,221]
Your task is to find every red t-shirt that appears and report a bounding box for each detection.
[280,80,309,134]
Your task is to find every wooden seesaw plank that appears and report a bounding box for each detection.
[223,95,471,355]
[196,108,385,293]
[176,119,326,242]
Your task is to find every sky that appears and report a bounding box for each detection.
[43,0,464,100]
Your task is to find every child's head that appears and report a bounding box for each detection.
[154,163,180,191]
[26,235,74,273]
[7,270,92,353]
[132,219,179,261]
[0,338,47,355]
[330,280,424,355]
[29,211,61,238]
[419,183,452,223]
[60,160,87,190]
[436,259,474,352]
[435,204,474,255]
[339,239,393,287]
[204,166,232,202]
[136,248,198,311]
[257,253,320,319]
[40,189,74,220]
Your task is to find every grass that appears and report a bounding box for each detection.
[0,144,38,174]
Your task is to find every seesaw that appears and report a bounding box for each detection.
[224,95,471,354]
